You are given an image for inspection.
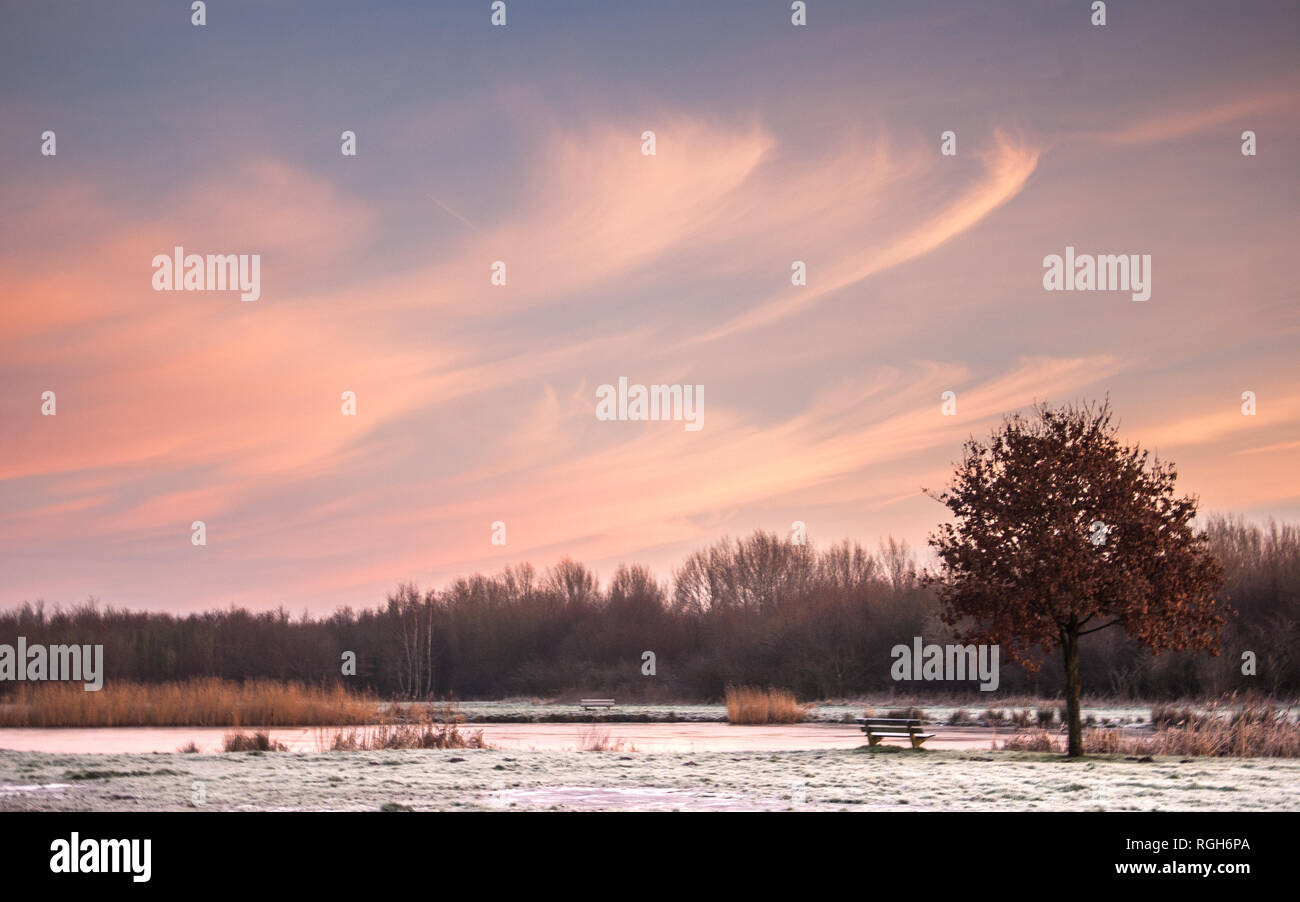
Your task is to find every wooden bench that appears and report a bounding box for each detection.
[579,698,615,710]
[855,716,934,749]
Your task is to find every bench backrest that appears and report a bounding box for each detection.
[860,717,922,728]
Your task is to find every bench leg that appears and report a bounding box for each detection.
[910,734,925,749]
[868,734,882,746]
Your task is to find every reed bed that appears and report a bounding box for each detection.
[0,678,378,727]
[999,729,1061,753]
[223,730,287,752]
[1001,705,1300,757]
[724,685,809,724]
[575,725,635,752]
[317,706,486,751]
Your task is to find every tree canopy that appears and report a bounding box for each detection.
[927,400,1228,755]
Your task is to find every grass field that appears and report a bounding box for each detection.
[2,746,1296,812]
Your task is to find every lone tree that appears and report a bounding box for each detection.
[926,400,1227,757]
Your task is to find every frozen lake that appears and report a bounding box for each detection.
[0,722,1014,754]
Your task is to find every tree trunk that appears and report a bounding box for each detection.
[1063,625,1084,757]
[424,600,435,698]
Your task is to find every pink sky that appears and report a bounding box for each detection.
[1,2,1297,612]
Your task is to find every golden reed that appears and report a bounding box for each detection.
[724,685,808,724]
[0,678,377,727]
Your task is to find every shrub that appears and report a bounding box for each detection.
[223,730,287,752]
[1000,730,1060,752]
[885,706,926,721]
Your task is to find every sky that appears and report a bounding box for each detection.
[1,0,1297,613]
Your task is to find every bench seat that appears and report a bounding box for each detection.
[855,716,934,749]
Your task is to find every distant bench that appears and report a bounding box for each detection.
[855,716,934,749]
[579,698,616,710]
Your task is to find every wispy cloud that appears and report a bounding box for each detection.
[687,131,1040,344]
[3,1,1298,611]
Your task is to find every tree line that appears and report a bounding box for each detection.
[1,516,1295,701]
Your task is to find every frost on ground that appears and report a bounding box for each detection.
[0,747,1295,812]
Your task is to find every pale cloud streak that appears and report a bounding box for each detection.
[688,131,1041,344]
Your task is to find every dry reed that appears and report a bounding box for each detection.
[317,704,487,750]
[0,678,377,727]
[885,706,926,721]
[724,685,809,724]
[576,725,635,752]
[222,730,287,752]
[1001,705,1300,757]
